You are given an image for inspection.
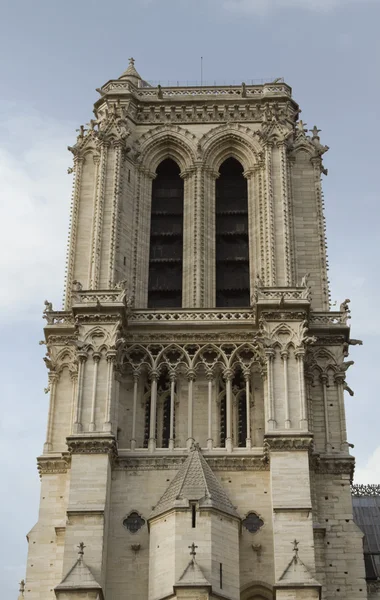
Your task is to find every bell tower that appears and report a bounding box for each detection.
[20,59,368,600]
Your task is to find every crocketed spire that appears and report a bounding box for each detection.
[149,444,239,520]
[119,57,142,84]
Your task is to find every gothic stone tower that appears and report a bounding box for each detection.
[21,59,368,600]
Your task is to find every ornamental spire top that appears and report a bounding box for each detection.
[119,57,142,84]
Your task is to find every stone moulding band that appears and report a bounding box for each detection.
[66,435,117,458]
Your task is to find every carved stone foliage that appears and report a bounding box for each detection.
[257,318,316,351]
[37,456,71,477]
[67,435,117,459]
[305,347,354,383]
[264,436,314,453]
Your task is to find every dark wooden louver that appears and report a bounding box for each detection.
[215,158,250,307]
[148,159,183,308]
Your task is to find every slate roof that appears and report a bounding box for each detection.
[149,446,239,520]
[352,484,380,581]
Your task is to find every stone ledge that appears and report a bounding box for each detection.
[67,434,117,459]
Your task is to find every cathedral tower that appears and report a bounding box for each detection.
[21,59,368,600]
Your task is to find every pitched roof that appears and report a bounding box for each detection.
[55,555,102,593]
[119,57,141,81]
[175,558,211,588]
[149,446,239,520]
[278,554,321,589]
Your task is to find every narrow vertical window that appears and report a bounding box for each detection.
[148,159,183,308]
[215,158,250,307]
[220,563,223,589]
[192,504,196,528]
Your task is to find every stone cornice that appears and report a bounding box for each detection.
[264,435,314,453]
[37,455,71,477]
[312,455,355,482]
[67,435,118,459]
[115,454,269,472]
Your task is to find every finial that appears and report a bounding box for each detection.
[188,542,198,558]
[297,120,307,133]
[310,125,321,140]
[128,57,135,67]
[292,539,299,558]
[78,542,86,558]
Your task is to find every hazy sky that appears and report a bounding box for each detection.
[0,0,379,597]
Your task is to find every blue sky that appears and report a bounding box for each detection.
[0,0,379,597]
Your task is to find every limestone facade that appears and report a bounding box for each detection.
[19,59,369,600]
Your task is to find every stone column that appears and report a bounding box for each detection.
[181,168,196,307]
[107,142,123,287]
[207,371,214,450]
[281,350,291,429]
[224,369,233,452]
[64,156,83,309]
[335,373,349,452]
[148,371,158,452]
[104,350,116,433]
[69,371,78,435]
[186,370,195,449]
[202,168,219,307]
[265,349,276,431]
[296,348,308,430]
[44,372,59,452]
[87,154,100,286]
[243,369,252,449]
[89,353,100,432]
[278,140,292,286]
[73,351,87,433]
[169,371,176,450]
[90,142,109,289]
[264,142,276,286]
[132,168,155,307]
[131,372,139,450]
[321,373,332,452]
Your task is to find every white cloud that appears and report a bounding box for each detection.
[0,108,75,323]
[355,446,380,484]
[223,0,376,14]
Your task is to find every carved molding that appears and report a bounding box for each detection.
[37,456,71,477]
[115,454,269,472]
[312,456,355,482]
[264,436,313,453]
[67,435,118,459]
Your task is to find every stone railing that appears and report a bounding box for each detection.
[256,287,310,303]
[73,289,122,304]
[128,308,255,324]
[101,81,292,99]
[43,311,75,326]
[351,484,380,497]
[310,312,348,326]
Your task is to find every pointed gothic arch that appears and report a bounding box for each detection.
[215,157,250,307]
[148,158,184,308]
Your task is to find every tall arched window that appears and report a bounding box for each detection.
[215,158,250,307]
[148,159,183,308]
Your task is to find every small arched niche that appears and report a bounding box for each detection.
[215,157,250,308]
[148,158,184,308]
